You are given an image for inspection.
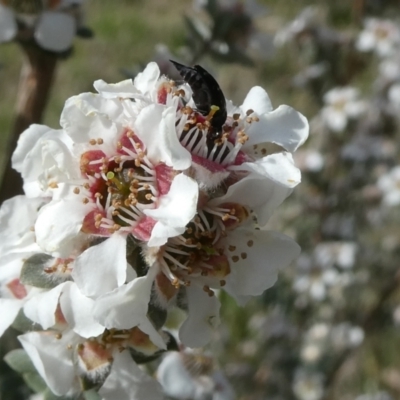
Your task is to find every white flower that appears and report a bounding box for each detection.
[292,369,324,400]
[12,61,306,351]
[314,241,357,270]
[293,254,339,301]
[0,196,45,336]
[19,326,164,399]
[0,1,84,51]
[157,349,235,400]
[356,18,400,58]
[377,166,400,206]
[320,87,366,132]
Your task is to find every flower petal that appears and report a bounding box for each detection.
[179,285,220,348]
[0,299,23,336]
[241,86,273,114]
[99,351,163,400]
[23,283,68,329]
[135,105,191,170]
[35,199,93,257]
[72,234,129,297]
[145,174,198,247]
[209,173,292,226]
[19,331,80,396]
[59,283,105,338]
[243,105,309,152]
[133,62,161,95]
[93,79,139,99]
[223,229,300,297]
[93,271,154,331]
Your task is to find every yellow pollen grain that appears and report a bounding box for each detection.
[252,116,259,122]
[261,148,267,155]
[97,138,104,145]
[48,181,58,189]
[134,159,141,167]
[145,193,153,200]
[67,344,73,350]
[220,280,226,287]
[247,240,254,247]
[241,252,247,260]
[55,333,62,340]
[83,183,90,189]
[233,113,240,120]
[246,109,254,116]
[73,187,80,194]
[89,139,96,145]
[246,117,252,124]
[232,255,239,263]
[82,198,89,204]
[228,245,236,252]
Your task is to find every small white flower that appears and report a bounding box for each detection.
[377,166,400,206]
[0,1,84,51]
[292,369,324,400]
[157,349,235,400]
[356,18,400,58]
[320,87,366,132]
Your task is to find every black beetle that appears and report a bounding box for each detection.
[170,60,227,143]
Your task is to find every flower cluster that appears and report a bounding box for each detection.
[1,62,308,398]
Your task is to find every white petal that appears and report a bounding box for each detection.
[23,283,69,329]
[134,62,161,95]
[12,124,53,174]
[0,5,17,43]
[157,352,197,399]
[230,152,301,188]
[243,105,309,152]
[135,105,191,170]
[179,285,220,348]
[93,272,154,330]
[60,92,122,148]
[145,174,198,246]
[35,12,76,52]
[224,229,300,297]
[93,79,139,99]
[59,283,105,338]
[99,351,163,400]
[241,86,273,115]
[209,173,292,226]
[35,200,93,257]
[72,234,128,297]
[19,331,80,396]
[0,196,43,255]
[0,299,23,337]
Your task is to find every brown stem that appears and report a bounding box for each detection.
[0,43,58,205]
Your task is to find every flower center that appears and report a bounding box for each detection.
[156,203,249,294]
[78,130,159,236]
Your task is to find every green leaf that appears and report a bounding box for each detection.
[22,371,47,393]
[4,349,37,374]
[20,253,59,289]
[12,308,42,333]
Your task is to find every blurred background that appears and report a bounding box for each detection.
[1,0,400,399]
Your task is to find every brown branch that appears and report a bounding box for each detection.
[0,43,58,205]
